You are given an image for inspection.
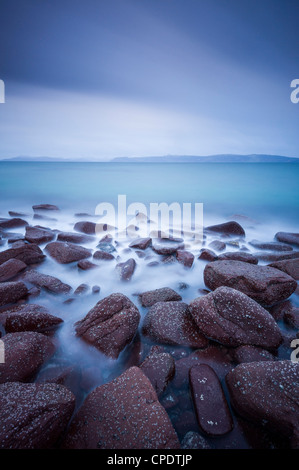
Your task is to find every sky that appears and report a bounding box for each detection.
[0,0,298,160]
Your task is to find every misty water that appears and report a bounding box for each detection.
[0,162,299,449]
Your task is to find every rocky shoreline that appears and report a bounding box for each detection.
[0,206,298,449]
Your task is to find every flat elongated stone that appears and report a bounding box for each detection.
[0,259,27,282]
[269,258,299,280]
[0,241,45,266]
[275,232,299,247]
[190,364,233,436]
[25,226,55,244]
[45,241,91,264]
[205,221,245,237]
[140,287,182,307]
[20,269,72,294]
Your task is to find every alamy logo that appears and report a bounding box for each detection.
[0,79,5,103]
[290,79,299,104]
[291,339,299,363]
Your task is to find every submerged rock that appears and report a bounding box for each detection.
[93,250,114,261]
[208,240,226,252]
[139,287,182,307]
[57,232,94,244]
[190,364,233,436]
[142,301,209,349]
[152,238,184,255]
[217,251,258,264]
[230,345,276,364]
[73,221,96,235]
[226,361,299,448]
[116,258,136,281]
[62,366,180,449]
[32,204,59,211]
[176,250,194,268]
[77,259,99,270]
[45,241,91,264]
[129,238,152,250]
[205,221,245,237]
[189,287,282,349]
[198,249,218,262]
[20,269,72,294]
[0,218,28,230]
[75,293,140,359]
[204,260,297,305]
[181,431,211,449]
[275,232,299,247]
[0,281,28,307]
[0,382,75,449]
[0,259,27,282]
[25,226,55,245]
[0,241,45,266]
[249,240,293,252]
[0,331,55,383]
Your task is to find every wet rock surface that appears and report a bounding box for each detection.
[142,301,209,348]
[226,361,299,447]
[62,366,180,449]
[0,332,55,383]
[275,232,299,247]
[204,260,297,305]
[45,241,91,264]
[25,226,55,245]
[0,382,75,449]
[152,238,184,255]
[0,241,45,265]
[217,251,258,264]
[75,293,140,359]
[116,258,136,281]
[176,250,194,268]
[190,364,233,436]
[269,258,299,280]
[189,286,282,348]
[205,221,245,237]
[139,346,175,396]
[129,237,152,250]
[0,304,63,333]
[0,281,28,307]
[0,258,27,282]
[140,287,182,307]
[20,269,72,294]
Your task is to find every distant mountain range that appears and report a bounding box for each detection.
[1,154,299,163]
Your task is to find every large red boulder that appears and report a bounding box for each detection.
[45,241,91,264]
[142,301,209,349]
[0,331,55,383]
[75,293,140,359]
[62,366,180,449]
[226,361,299,448]
[0,241,45,265]
[1,304,63,334]
[189,286,282,349]
[0,382,75,449]
[204,260,297,305]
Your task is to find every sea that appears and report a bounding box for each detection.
[0,161,298,449]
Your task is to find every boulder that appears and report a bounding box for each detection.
[173,346,234,389]
[255,251,299,262]
[230,345,276,364]
[116,258,136,281]
[217,251,258,264]
[0,241,45,266]
[152,238,184,255]
[142,301,209,349]
[45,241,91,264]
[0,259,27,282]
[32,204,59,211]
[129,238,152,250]
[140,287,182,307]
[0,382,75,449]
[208,240,226,252]
[269,258,299,280]
[77,259,98,270]
[0,331,55,383]
[0,218,28,230]
[190,364,233,436]
[25,226,55,245]
[205,221,245,237]
[93,250,114,261]
[74,283,89,295]
[62,366,180,449]
[226,361,299,448]
[75,293,140,359]
[204,260,297,305]
[57,232,94,244]
[198,249,218,262]
[189,287,282,349]
[20,269,72,294]
[275,232,299,247]
[1,304,63,333]
[176,250,194,268]
[139,346,175,396]
[249,240,293,252]
[73,221,96,235]
[0,281,28,307]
